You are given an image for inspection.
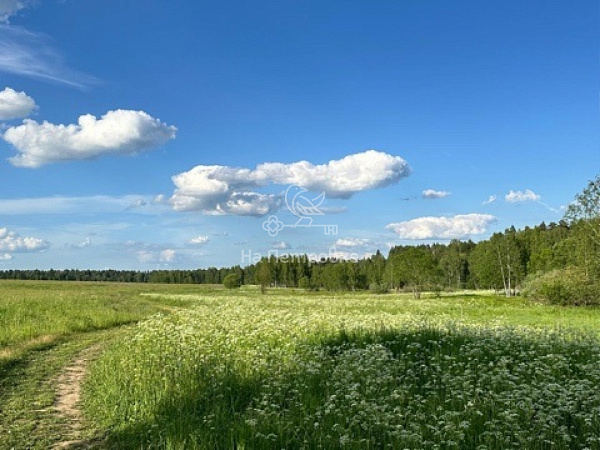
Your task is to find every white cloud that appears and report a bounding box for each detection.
[0,87,36,119]
[256,150,411,198]
[319,205,348,214]
[128,199,148,209]
[169,165,281,216]
[386,214,497,240]
[483,195,497,205]
[136,250,154,263]
[272,241,291,249]
[0,0,32,23]
[0,226,49,252]
[0,252,12,260]
[222,191,283,216]
[159,249,176,262]
[136,248,176,264]
[153,194,167,204]
[3,109,177,168]
[171,150,410,216]
[76,237,92,248]
[189,235,209,245]
[335,237,372,248]
[422,189,450,199]
[0,25,98,87]
[505,189,541,203]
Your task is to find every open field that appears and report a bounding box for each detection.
[2,282,600,449]
[0,281,210,448]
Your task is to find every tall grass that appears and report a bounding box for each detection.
[0,280,210,349]
[84,293,600,449]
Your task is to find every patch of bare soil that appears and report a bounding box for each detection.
[52,344,103,449]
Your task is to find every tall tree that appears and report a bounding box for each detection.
[565,175,600,280]
[392,246,436,299]
[256,260,272,294]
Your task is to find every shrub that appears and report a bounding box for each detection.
[522,268,600,306]
[223,274,241,289]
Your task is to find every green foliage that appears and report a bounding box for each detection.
[256,260,271,294]
[522,268,600,306]
[388,246,437,298]
[298,275,311,290]
[565,174,600,281]
[223,273,240,289]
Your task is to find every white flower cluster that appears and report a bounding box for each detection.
[85,294,600,449]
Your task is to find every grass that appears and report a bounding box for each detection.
[2,282,600,448]
[0,280,218,350]
[0,280,214,449]
[83,291,600,449]
[0,329,118,449]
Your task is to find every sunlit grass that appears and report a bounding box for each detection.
[0,280,216,350]
[84,292,600,449]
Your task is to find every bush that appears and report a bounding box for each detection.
[522,268,600,306]
[298,276,311,290]
[223,274,241,289]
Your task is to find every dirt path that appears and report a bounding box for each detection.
[52,344,103,449]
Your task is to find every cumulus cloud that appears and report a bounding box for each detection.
[256,151,410,198]
[171,150,410,216]
[189,235,209,245]
[3,109,177,168]
[0,87,36,119]
[0,226,49,252]
[386,214,497,240]
[483,195,497,205]
[0,252,12,260]
[422,189,450,199]
[221,192,283,216]
[335,237,372,248]
[505,189,541,203]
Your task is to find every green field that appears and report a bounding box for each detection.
[2,281,600,449]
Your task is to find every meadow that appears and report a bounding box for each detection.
[0,281,208,448]
[85,289,600,449]
[2,282,600,449]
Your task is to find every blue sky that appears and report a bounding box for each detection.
[0,0,598,269]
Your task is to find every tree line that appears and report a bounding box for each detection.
[0,219,590,293]
[1,176,597,298]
